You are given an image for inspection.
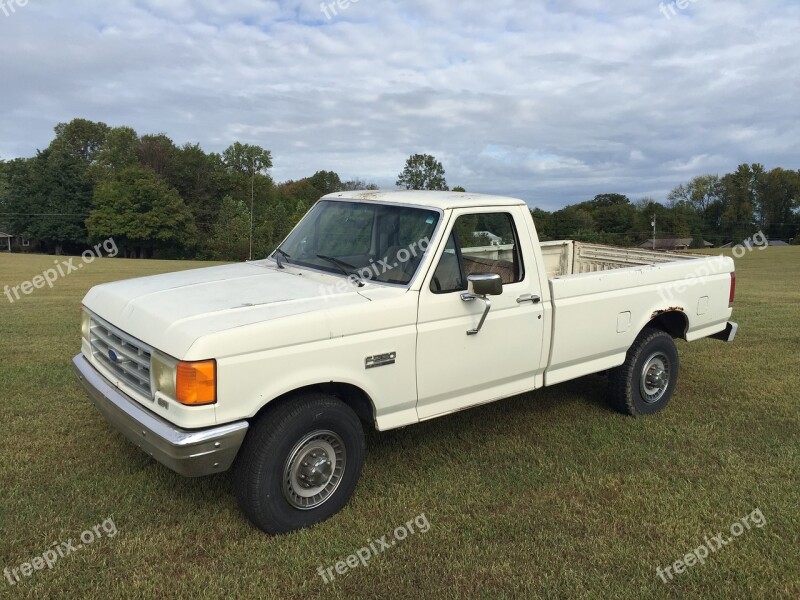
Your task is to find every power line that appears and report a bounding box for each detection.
[0,212,90,216]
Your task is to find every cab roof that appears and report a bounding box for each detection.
[321,190,527,210]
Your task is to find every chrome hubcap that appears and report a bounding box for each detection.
[640,352,670,404]
[299,452,333,488]
[283,430,345,510]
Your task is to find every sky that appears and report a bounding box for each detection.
[0,0,798,210]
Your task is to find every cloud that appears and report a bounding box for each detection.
[0,0,798,210]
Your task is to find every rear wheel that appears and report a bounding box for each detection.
[608,328,679,416]
[234,393,365,534]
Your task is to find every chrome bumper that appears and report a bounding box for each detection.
[710,321,738,343]
[72,354,248,477]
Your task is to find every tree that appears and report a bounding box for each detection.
[255,198,292,257]
[0,119,110,252]
[754,167,800,240]
[49,118,110,164]
[339,178,379,191]
[87,166,196,258]
[584,194,636,236]
[173,144,232,226]
[3,150,92,254]
[278,178,326,205]
[452,186,466,192]
[668,174,724,242]
[668,175,721,216]
[0,160,7,195]
[396,154,448,190]
[92,126,140,175]
[223,142,272,260]
[549,206,596,239]
[208,196,250,260]
[689,231,706,249]
[530,208,553,240]
[309,170,342,196]
[137,134,178,180]
[719,164,760,242]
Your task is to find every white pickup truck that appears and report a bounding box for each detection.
[73,191,737,533]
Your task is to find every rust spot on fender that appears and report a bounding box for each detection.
[651,306,685,319]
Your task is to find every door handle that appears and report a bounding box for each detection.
[516,294,541,304]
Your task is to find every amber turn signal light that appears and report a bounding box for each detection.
[176,360,217,405]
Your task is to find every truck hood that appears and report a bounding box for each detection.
[82,261,370,358]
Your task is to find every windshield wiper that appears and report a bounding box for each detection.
[273,247,290,269]
[316,254,364,287]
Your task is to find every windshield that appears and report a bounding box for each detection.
[274,200,440,285]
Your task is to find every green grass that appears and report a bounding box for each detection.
[0,248,798,599]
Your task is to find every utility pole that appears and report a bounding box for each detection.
[651,214,657,250]
[249,170,254,261]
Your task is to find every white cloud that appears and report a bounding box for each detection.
[0,0,798,210]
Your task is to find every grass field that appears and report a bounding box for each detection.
[1,247,798,599]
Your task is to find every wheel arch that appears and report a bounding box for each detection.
[251,382,377,430]
[645,308,689,340]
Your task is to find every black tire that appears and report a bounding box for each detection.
[608,327,679,416]
[234,393,365,534]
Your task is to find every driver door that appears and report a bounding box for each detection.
[415,208,545,419]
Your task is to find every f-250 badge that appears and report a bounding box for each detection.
[365,352,396,369]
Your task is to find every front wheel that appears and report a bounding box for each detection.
[608,328,679,416]
[234,393,365,534]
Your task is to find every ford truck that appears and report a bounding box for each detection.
[72,190,737,533]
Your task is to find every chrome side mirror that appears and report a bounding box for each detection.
[460,273,503,335]
[467,273,503,296]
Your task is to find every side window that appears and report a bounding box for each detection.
[430,231,464,293]
[430,212,523,293]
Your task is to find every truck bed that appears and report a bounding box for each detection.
[540,243,732,387]
[460,240,701,280]
[540,240,699,278]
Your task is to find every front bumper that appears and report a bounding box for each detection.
[710,321,738,342]
[72,354,248,477]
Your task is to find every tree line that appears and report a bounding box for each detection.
[531,166,800,247]
[1,119,797,261]
[0,118,378,260]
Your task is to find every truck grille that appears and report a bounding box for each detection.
[89,314,153,399]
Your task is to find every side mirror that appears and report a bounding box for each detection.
[467,273,503,296]
[461,273,503,335]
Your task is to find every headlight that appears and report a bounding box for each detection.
[81,308,91,341]
[151,352,178,399]
[152,353,217,406]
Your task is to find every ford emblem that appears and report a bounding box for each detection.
[108,349,119,363]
